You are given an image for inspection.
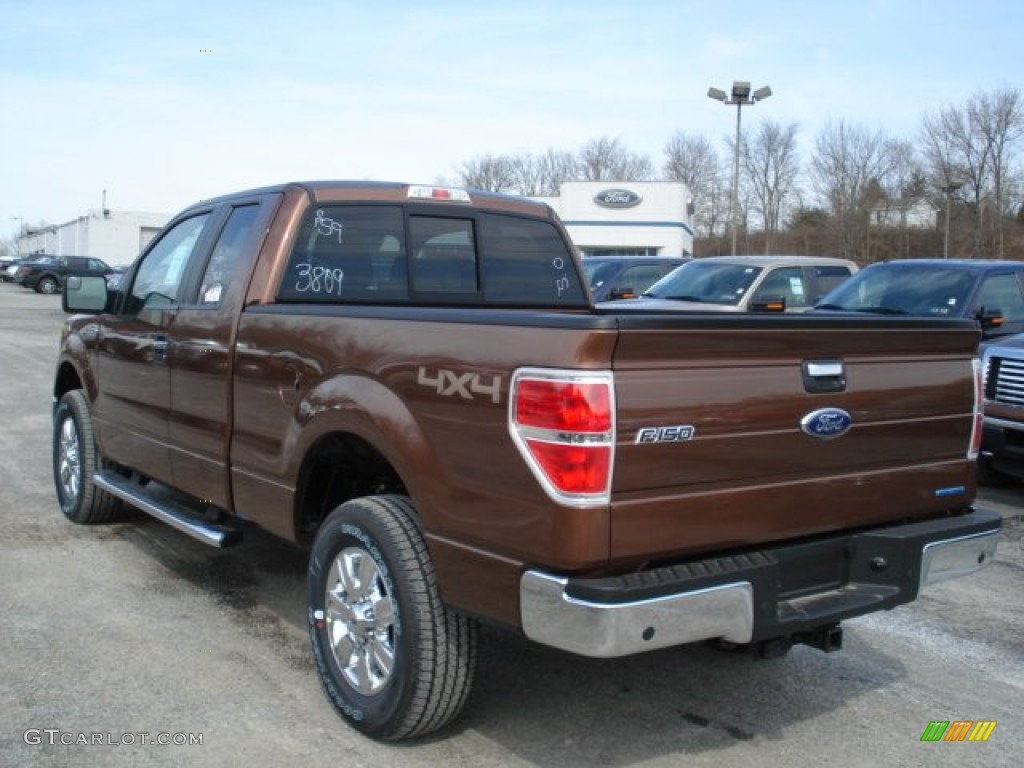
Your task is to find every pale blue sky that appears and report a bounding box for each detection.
[2,0,1021,233]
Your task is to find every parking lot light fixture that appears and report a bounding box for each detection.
[708,81,772,256]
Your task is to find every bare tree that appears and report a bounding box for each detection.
[918,88,1024,257]
[537,149,580,195]
[809,119,902,260]
[577,137,654,181]
[740,119,801,252]
[663,132,721,238]
[876,139,925,257]
[975,88,1024,256]
[505,149,580,196]
[922,100,992,256]
[507,154,543,196]
[457,154,518,192]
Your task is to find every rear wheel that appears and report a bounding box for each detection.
[37,275,59,294]
[53,390,122,523]
[308,495,477,741]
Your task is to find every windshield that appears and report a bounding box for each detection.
[643,261,763,305]
[817,264,975,317]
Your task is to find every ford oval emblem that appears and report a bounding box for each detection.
[594,188,642,208]
[800,408,852,439]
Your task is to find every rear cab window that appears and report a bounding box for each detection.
[276,205,587,307]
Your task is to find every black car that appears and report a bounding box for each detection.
[14,255,115,294]
[582,256,689,302]
[814,259,1024,341]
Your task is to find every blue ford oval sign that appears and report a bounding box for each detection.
[594,188,642,208]
[800,408,853,439]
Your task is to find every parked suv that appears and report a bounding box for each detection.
[582,256,689,301]
[608,255,857,312]
[15,255,115,294]
[814,259,1024,341]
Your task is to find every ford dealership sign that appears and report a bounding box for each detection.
[594,188,642,208]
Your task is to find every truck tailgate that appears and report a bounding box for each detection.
[609,314,981,562]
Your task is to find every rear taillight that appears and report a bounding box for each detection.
[969,357,984,460]
[509,369,614,505]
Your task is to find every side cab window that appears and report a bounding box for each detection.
[195,205,261,306]
[976,273,1024,322]
[752,267,809,309]
[124,214,211,314]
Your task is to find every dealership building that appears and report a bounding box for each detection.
[14,208,171,266]
[536,181,694,258]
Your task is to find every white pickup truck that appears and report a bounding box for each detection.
[612,255,857,312]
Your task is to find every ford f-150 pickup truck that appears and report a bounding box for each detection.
[53,181,1001,741]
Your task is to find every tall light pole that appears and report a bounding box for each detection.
[940,180,962,259]
[708,81,771,255]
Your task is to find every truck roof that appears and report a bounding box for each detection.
[182,181,555,219]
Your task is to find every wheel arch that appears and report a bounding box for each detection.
[286,374,443,546]
[293,430,406,545]
[53,341,97,404]
[53,358,93,410]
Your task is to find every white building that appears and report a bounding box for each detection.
[869,197,939,230]
[15,209,171,266]
[535,181,694,257]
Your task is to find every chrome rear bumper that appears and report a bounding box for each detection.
[521,508,1001,658]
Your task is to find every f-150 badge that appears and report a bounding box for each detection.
[635,425,695,444]
[800,408,852,439]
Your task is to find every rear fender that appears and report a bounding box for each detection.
[288,372,440,525]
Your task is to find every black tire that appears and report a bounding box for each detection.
[308,495,477,741]
[37,275,59,294]
[53,390,122,523]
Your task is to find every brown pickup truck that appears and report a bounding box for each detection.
[53,181,1001,741]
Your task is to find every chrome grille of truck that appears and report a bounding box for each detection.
[988,356,1024,406]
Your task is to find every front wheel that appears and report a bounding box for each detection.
[308,495,477,741]
[53,390,122,523]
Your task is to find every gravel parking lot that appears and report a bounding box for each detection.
[1,282,1021,767]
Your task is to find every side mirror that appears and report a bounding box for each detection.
[63,274,110,314]
[609,286,636,300]
[976,306,1004,331]
[749,294,787,313]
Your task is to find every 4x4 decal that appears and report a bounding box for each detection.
[417,366,502,404]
